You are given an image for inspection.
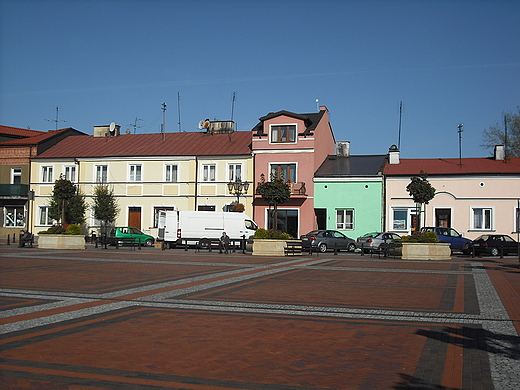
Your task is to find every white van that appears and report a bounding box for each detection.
[157,210,258,249]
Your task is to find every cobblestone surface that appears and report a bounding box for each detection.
[1,245,519,389]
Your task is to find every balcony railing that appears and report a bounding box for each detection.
[0,184,30,197]
[256,182,307,196]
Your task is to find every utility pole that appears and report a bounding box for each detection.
[161,102,167,141]
[458,124,464,166]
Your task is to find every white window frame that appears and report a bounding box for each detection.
[228,163,242,182]
[165,164,178,182]
[41,166,54,183]
[336,209,354,230]
[392,208,409,231]
[153,206,175,227]
[129,164,142,182]
[38,206,54,226]
[270,123,297,144]
[4,206,25,227]
[95,165,108,183]
[471,207,493,231]
[202,164,216,182]
[63,165,77,182]
[11,168,22,184]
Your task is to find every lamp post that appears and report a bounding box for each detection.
[227,179,249,205]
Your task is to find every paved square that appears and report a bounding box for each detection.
[1,246,519,389]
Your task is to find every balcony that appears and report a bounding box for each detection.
[0,184,30,198]
[255,182,307,197]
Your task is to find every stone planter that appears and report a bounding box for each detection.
[393,242,451,260]
[252,239,300,256]
[37,234,86,250]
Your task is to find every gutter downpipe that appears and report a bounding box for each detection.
[194,156,198,211]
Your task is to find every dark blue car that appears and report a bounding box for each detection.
[421,227,471,254]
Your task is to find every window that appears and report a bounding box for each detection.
[228,163,242,181]
[39,206,53,226]
[472,208,492,230]
[165,164,178,182]
[336,209,354,230]
[63,165,76,182]
[393,209,408,230]
[202,164,216,182]
[198,205,215,211]
[270,164,296,182]
[11,168,22,184]
[95,165,108,183]
[4,206,25,227]
[516,207,520,233]
[129,164,142,182]
[153,206,174,227]
[41,166,53,183]
[271,125,296,143]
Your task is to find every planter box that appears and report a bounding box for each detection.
[252,239,301,256]
[37,234,86,250]
[393,242,451,260]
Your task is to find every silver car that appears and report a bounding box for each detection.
[357,232,401,253]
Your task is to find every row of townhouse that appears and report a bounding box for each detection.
[2,106,520,242]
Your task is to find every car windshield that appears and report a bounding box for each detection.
[305,231,320,236]
[362,232,380,238]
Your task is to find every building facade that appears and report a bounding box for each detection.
[251,107,336,238]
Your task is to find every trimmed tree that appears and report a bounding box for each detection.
[49,176,86,225]
[256,174,291,231]
[406,170,436,231]
[92,185,120,235]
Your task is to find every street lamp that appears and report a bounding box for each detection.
[227,179,249,204]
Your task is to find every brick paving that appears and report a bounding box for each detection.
[1,245,519,389]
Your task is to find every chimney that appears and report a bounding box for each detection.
[336,141,350,157]
[388,145,400,164]
[494,145,505,161]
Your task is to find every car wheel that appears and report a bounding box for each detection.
[490,247,499,256]
[347,243,356,252]
[318,243,327,253]
[145,239,154,247]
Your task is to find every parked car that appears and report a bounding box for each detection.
[469,234,519,256]
[356,232,401,253]
[300,230,356,253]
[420,227,471,253]
[109,227,155,247]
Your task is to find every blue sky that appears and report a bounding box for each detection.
[1,0,519,158]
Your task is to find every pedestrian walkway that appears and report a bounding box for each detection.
[1,246,519,389]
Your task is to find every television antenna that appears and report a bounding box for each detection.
[231,92,236,122]
[129,117,143,134]
[458,123,464,165]
[397,101,403,150]
[177,92,182,132]
[45,106,66,131]
[161,102,167,141]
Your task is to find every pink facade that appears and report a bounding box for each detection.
[251,107,336,238]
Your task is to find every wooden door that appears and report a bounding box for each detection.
[128,207,141,229]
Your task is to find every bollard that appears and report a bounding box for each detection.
[7,234,10,245]
[360,243,364,256]
[334,242,338,255]
[499,245,503,258]
[242,235,246,254]
[184,239,188,251]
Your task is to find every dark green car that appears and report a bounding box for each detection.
[109,227,155,247]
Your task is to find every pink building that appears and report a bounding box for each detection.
[251,107,336,238]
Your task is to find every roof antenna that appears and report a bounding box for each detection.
[129,117,143,134]
[458,123,463,165]
[45,106,66,131]
[397,101,403,150]
[177,92,182,132]
[231,92,236,122]
[316,98,319,111]
[161,102,167,141]
[504,114,508,161]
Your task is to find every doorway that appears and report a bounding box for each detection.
[128,207,142,229]
[268,209,299,238]
[435,208,451,228]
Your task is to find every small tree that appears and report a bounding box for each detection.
[256,173,291,231]
[92,185,120,235]
[406,170,436,231]
[49,176,86,225]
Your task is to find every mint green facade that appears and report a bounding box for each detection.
[314,180,383,240]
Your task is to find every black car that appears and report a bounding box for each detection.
[300,230,356,253]
[469,234,519,256]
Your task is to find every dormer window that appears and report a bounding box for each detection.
[271,125,296,143]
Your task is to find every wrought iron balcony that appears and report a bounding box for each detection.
[255,182,307,196]
[0,184,30,198]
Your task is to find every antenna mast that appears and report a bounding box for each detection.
[177,92,182,132]
[504,114,508,160]
[231,92,236,122]
[458,123,464,165]
[397,101,403,150]
[161,102,167,141]
[45,106,66,131]
[129,117,143,134]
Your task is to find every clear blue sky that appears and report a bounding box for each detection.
[1,0,519,158]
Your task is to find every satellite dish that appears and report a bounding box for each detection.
[198,120,205,129]
[203,119,210,129]
[109,121,116,134]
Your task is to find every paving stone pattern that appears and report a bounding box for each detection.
[1,246,519,389]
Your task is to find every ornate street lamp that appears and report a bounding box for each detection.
[227,179,249,204]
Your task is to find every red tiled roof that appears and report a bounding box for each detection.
[35,131,253,158]
[0,125,45,138]
[0,128,78,146]
[384,157,520,175]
